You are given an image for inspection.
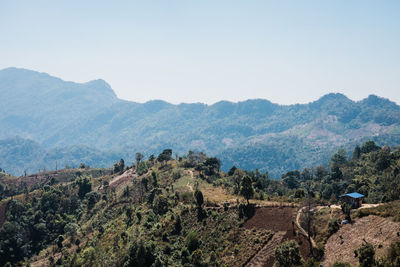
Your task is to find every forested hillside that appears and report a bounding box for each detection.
[1,142,400,266]
[1,68,400,176]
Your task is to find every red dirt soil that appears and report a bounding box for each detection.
[243,207,312,267]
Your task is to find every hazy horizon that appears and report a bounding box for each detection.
[1,1,400,105]
[3,66,398,106]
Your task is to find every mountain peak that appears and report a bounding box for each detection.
[85,79,116,98]
[361,94,399,109]
[317,93,351,103]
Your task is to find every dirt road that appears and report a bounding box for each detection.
[295,207,317,248]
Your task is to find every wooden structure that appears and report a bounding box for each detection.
[340,192,364,209]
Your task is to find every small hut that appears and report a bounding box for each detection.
[340,192,365,208]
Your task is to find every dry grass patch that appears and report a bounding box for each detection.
[323,215,400,266]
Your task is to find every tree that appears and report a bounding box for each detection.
[185,231,200,253]
[194,190,204,208]
[187,151,206,167]
[357,242,375,267]
[282,171,300,189]
[151,171,158,187]
[201,157,220,176]
[194,189,205,221]
[328,218,340,235]
[113,162,121,174]
[137,162,148,176]
[148,154,155,162]
[240,176,254,205]
[330,148,347,168]
[123,240,155,267]
[331,165,343,181]
[119,159,125,174]
[352,145,361,159]
[152,195,168,215]
[135,152,144,168]
[86,191,100,209]
[274,240,303,267]
[57,235,64,249]
[76,176,92,199]
[157,149,172,162]
[361,140,380,154]
[172,215,182,235]
[228,166,237,176]
[315,165,328,181]
[341,203,352,222]
[231,169,245,194]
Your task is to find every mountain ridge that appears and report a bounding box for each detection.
[2,67,397,107]
[1,67,400,177]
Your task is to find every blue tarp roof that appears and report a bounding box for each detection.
[341,192,365,198]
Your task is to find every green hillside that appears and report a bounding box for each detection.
[1,142,400,266]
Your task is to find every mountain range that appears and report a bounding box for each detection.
[1,67,400,177]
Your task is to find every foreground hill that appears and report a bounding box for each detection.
[1,67,400,176]
[1,145,400,266]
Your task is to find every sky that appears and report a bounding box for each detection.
[1,0,400,105]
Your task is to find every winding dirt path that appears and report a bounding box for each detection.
[295,207,317,248]
[186,182,194,192]
[185,170,194,192]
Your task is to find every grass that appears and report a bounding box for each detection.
[356,200,400,221]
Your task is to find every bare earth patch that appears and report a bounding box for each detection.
[323,215,400,266]
[243,207,312,267]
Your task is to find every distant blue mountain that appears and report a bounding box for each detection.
[1,68,399,177]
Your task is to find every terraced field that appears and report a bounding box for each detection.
[243,207,311,267]
[323,215,400,266]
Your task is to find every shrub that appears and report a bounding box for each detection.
[328,218,340,235]
[357,242,375,267]
[274,240,303,267]
[185,231,200,253]
[123,240,155,267]
[332,262,352,267]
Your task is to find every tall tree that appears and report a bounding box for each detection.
[240,176,254,205]
[119,158,125,174]
[135,152,144,168]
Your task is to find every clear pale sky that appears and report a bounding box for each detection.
[1,1,399,105]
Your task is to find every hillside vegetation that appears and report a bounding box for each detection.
[1,142,400,266]
[1,68,400,176]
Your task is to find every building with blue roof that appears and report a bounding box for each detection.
[340,192,365,208]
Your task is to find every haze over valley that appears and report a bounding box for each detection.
[1,67,399,177]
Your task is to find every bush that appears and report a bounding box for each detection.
[192,249,203,266]
[387,241,400,266]
[357,242,375,267]
[123,240,155,267]
[332,262,352,267]
[328,218,340,236]
[274,240,303,267]
[152,195,168,215]
[185,231,200,253]
[137,162,148,176]
[85,191,100,210]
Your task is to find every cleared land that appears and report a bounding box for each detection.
[243,207,312,267]
[323,215,400,266]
